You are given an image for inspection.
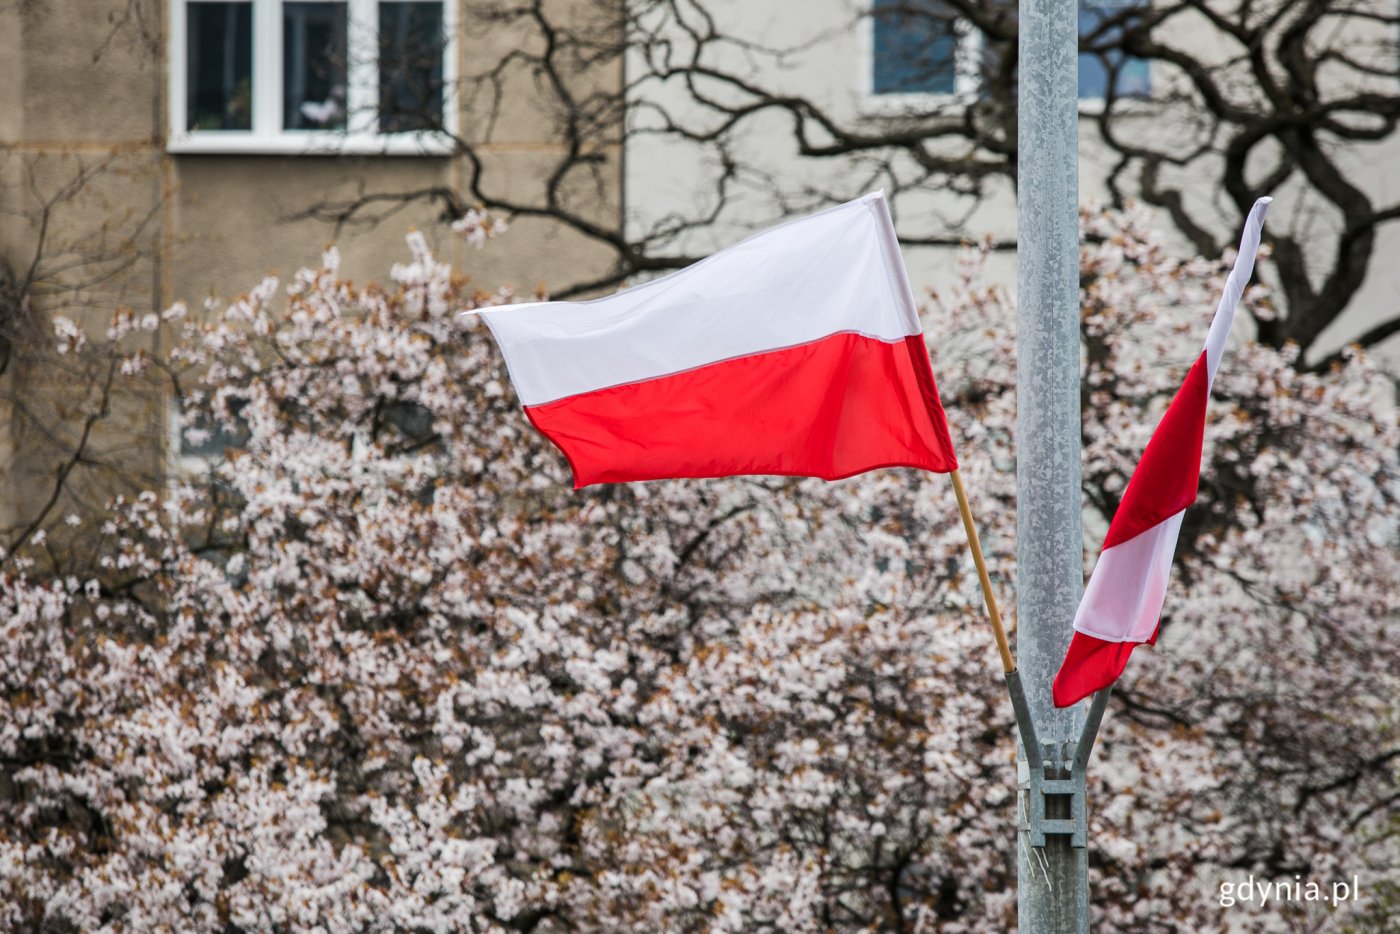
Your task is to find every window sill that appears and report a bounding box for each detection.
[1076,96,1154,117]
[859,90,979,119]
[167,131,456,156]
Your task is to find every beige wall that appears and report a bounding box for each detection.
[0,0,624,537]
[1,0,624,301]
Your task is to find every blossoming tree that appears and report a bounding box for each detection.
[1,210,1395,931]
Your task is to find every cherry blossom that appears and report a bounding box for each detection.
[1,210,1395,931]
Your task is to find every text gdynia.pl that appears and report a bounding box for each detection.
[1218,875,1362,908]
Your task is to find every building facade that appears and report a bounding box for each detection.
[625,0,1400,369]
[3,0,1397,538]
[0,0,624,533]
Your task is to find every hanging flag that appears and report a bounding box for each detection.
[1052,197,1273,708]
[474,192,958,488]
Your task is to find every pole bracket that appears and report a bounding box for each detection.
[1005,674,1110,850]
[1017,743,1087,848]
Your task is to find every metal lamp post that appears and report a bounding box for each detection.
[1016,0,1089,930]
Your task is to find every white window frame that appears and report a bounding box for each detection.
[858,1,983,116]
[168,0,457,155]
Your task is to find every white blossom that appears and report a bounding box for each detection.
[1,218,1394,931]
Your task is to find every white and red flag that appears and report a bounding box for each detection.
[1053,197,1272,708]
[475,192,958,488]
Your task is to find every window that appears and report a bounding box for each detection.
[173,397,251,474]
[871,0,958,95]
[864,1,1152,109]
[1078,1,1151,100]
[282,2,348,131]
[865,0,980,107]
[168,0,455,154]
[378,2,446,132]
[186,3,254,130]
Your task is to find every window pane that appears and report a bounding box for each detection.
[379,2,445,131]
[872,0,958,95]
[180,398,250,460]
[187,2,253,130]
[284,2,348,130]
[1078,2,1151,99]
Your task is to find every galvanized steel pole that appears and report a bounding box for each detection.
[1016,0,1088,931]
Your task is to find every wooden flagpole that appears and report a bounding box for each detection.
[949,468,1015,674]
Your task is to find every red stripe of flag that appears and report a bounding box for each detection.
[526,332,957,489]
[1101,353,1209,550]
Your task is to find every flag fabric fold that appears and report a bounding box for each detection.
[474,192,958,488]
[1052,197,1273,708]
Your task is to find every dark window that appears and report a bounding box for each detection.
[378,2,445,132]
[283,2,348,129]
[872,0,959,95]
[1078,2,1151,99]
[187,2,253,130]
[180,398,251,461]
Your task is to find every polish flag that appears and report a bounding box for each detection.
[474,193,958,488]
[1052,197,1272,708]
